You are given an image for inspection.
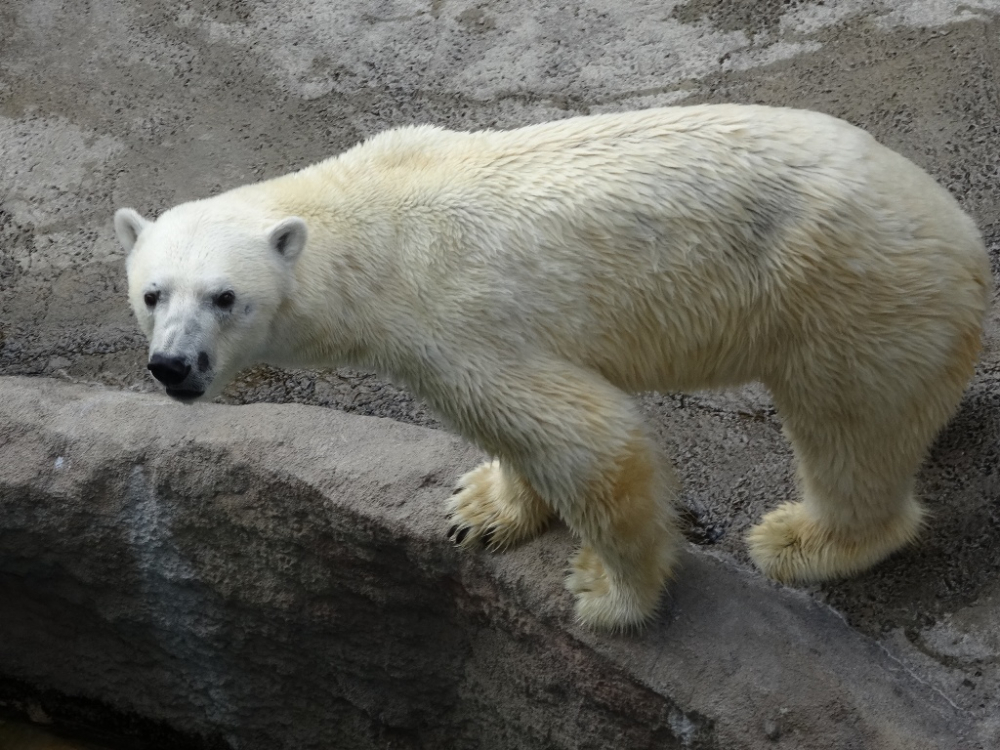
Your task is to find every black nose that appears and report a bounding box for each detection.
[147,354,191,386]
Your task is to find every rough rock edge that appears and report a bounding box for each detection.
[0,376,981,749]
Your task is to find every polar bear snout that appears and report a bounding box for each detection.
[147,353,206,401]
[148,353,190,385]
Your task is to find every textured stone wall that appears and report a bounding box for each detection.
[0,377,980,749]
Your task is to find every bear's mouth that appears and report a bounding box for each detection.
[165,387,205,403]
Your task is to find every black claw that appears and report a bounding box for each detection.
[455,527,470,545]
[481,527,495,548]
[447,524,458,539]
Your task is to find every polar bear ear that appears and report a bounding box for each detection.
[267,217,308,264]
[114,208,150,254]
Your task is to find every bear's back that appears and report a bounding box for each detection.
[275,106,989,393]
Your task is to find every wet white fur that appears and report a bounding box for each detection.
[117,105,991,630]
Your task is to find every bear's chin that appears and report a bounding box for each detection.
[164,387,206,404]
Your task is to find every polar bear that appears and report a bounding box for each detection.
[115,105,991,630]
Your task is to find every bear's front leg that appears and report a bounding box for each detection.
[447,459,553,550]
[561,431,681,630]
[437,360,681,630]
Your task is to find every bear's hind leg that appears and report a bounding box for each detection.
[747,492,925,583]
[448,460,554,550]
[749,369,966,583]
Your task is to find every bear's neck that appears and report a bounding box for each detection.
[249,157,459,389]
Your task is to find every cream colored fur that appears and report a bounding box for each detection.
[117,105,991,630]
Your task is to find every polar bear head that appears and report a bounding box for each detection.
[115,200,307,402]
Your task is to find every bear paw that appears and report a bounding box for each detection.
[447,460,552,551]
[565,546,666,631]
[747,500,923,583]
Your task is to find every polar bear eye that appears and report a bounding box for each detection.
[143,291,159,308]
[215,291,236,310]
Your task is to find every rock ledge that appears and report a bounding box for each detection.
[0,377,978,749]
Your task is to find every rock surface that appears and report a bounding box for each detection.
[0,376,986,749]
[1,0,999,747]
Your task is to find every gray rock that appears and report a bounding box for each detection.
[0,377,984,749]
